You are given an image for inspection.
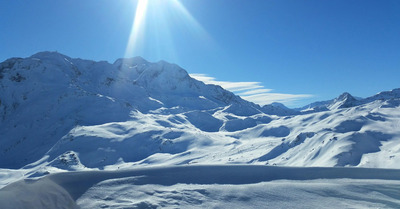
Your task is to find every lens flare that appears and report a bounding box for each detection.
[124,0,148,58]
[124,0,216,61]
[170,0,212,42]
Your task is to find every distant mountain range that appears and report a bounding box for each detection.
[296,89,400,113]
[1,52,400,176]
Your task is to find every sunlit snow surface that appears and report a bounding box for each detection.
[1,166,400,208]
[2,52,400,208]
[78,179,400,209]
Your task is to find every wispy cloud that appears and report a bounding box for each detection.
[190,74,263,92]
[239,89,273,95]
[190,74,313,107]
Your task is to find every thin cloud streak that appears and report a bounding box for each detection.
[190,74,262,92]
[218,81,263,92]
[190,73,313,106]
[240,89,273,95]
[241,93,313,106]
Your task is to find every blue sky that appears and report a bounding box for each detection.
[1,0,399,107]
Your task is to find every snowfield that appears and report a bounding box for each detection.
[1,165,400,208]
[1,52,400,208]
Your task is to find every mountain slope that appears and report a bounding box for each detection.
[1,52,400,175]
[0,52,263,168]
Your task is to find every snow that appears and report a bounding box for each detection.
[1,51,400,208]
[0,178,78,209]
[77,179,400,209]
[1,165,400,208]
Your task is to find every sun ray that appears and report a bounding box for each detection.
[123,0,218,63]
[170,0,212,43]
[124,0,148,58]
[150,1,178,61]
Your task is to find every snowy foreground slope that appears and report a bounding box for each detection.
[1,52,400,208]
[1,165,400,208]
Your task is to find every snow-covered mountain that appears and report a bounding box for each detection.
[1,51,400,176]
[0,52,261,169]
[298,89,400,113]
[261,102,299,116]
[2,52,400,208]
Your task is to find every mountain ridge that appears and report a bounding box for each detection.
[1,52,400,174]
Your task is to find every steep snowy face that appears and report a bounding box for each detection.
[0,52,259,116]
[328,92,358,110]
[114,58,194,91]
[113,57,152,81]
[0,52,266,168]
[0,52,139,168]
[134,61,192,92]
[114,56,260,113]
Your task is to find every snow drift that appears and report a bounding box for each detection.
[2,165,400,208]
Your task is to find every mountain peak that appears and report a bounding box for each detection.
[328,92,357,109]
[260,102,299,116]
[337,92,354,100]
[30,51,71,61]
[113,56,149,67]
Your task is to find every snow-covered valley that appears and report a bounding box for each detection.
[1,52,400,208]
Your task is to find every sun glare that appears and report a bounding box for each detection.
[125,0,148,58]
[123,0,213,61]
